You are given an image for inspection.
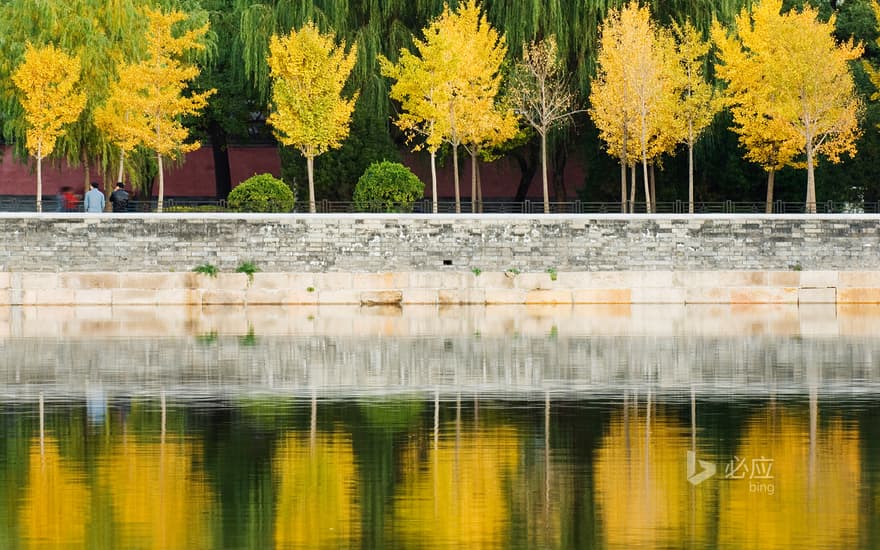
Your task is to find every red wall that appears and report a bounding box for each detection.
[0,144,580,200]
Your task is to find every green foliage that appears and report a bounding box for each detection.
[306,286,315,292]
[353,160,424,212]
[227,173,295,212]
[193,263,218,277]
[236,261,260,283]
[546,267,558,281]
[472,267,482,276]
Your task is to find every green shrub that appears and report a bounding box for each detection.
[353,161,424,212]
[227,173,295,213]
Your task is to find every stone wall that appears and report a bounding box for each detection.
[1,213,877,273]
[1,213,879,304]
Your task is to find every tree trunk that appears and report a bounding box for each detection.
[36,145,42,213]
[452,145,460,214]
[209,121,232,199]
[765,169,775,214]
[430,150,438,214]
[157,153,164,213]
[688,127,694,214]
[541,131,549,214]
[806,141,816,214]
[307,154,316,213]
[117,150,125,184]
[621,125,627,213]
[629,164,636,213]
[641,124,652,214]
[81,147,90,194]
[470,150,477,213]
[649,162,656,213]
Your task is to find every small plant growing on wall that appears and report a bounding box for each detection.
[193,263,218,277]
[505,267,521,278]
[236,261,260,284]
[546,267,558,281]
[472,267,482,276]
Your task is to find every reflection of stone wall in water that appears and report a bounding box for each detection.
[1,335,878,397]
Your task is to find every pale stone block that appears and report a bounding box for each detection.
[285,289,319,304]
[473,272,515,289]
[217,273,249,291]
[116,273,162,290]
[438,288,486,304]
[798,287,837,304]
[360,290,403,306]
[401,289,438,304]
[439,272,472,289]
[484,288,526,304]
[244,288,288,305]
[768,271,800,287]
[18,290,38,305]
[0,289,9,305]
[155,289,196,305]
[318,272,353,291]
[352,272,408,290]
[630,287,685,304]
[637,271,676,288]
[315,289,361,304]
[0,271,11,289]
[161,273,197,288]
[74,289,113,305]
[288,273,317,291]
[837,288,880,303]
[798,304,840,336]
[408,272,444,289]
[201,289,246,305]
[572,288,632,304]
[21,273,59,290]
[800,270,838,288]
[685,287,732,304]
[524,289,572,304]
[572,272,639,288]
[684,271,767,287]
[516,273,555,291]
[111,289,156,305]
[248,273,289,290]
[729,287,798,304]
[62,272,120,290]
[837,271,879,288]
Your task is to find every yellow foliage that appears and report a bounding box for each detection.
[20,438,91,548]
[267,22,358,159]
[12,42,86,159]
[393,426,520,548]
[99,436,217,549]
[272,431,360,549]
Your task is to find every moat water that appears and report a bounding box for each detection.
[0,304,877,549]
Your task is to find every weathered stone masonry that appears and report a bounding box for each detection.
[0,213,878,304]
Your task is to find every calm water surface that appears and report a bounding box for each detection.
[0,304,878,549]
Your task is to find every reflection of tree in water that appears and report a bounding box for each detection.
[272,431,360,549]
[20,438,91,547]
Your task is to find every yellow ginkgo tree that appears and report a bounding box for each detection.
[267,22,358,213]
[12,43,86,212]
[713,0,863,214]
[106,7,214,213]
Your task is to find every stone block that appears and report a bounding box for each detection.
[484,288,526,304]
[248,273,290,290]
[408,272,444,289]
[111,289,156,306]
[360,290,403,306]
[798,287,837,304]
[630,287,685,304]
[201,290,246,306]
[74,289,113,305]
[401,289,438,304]
[155,289,197,305]
[438,288,485,305]
[837,288,880,303]
[685,287,732,304]
[20,273,59,290]
[318,272,353,291]
[837,271,879,288]
[352,272,408,290]
[515,272,555,291]
[800,270,838,288]
[473,272,515,290]
[572,289,632,304]
[315,289,361,304]
[729,287,798,304]
[285,289,320,304]
[768,271,800,287]
[524,290,572,304]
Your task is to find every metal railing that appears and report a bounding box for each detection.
[7,197,880,214]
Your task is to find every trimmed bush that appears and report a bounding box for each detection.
[353,161,424,212]
[227,173,295,213]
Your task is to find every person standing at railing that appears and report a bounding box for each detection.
[84,182,105,213]
[109,182,129,212]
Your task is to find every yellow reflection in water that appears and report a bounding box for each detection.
[717,410,860,549]
[99,436,215,549]
[594,405,710,549]
[393,427,520,549]
[20,438,91,548]
[273,431,360,549]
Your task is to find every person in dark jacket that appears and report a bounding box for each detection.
[109,182,129,212]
